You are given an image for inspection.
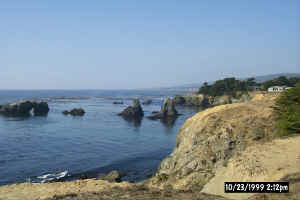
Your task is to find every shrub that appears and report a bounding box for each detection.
[274,83,300,136]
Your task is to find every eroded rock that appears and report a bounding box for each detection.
[0,101,49,117]
[118,98,144,119]
[62,108,85,116]
[148,98,179,120]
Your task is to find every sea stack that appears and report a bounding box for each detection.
[148,98,179,120]
[118,98,144,119]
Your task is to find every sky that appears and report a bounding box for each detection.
[0,1,299,89]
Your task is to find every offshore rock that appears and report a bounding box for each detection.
[118,98,144,119]
[113,101,124,104]
[148,98,179,120]
[142,99,152,105]
[0,100,49,117]
[62,108,85,116]
[32,102,50,116]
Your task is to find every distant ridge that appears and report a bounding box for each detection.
[157,73,300,91]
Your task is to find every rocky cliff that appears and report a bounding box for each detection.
[149,93,280,190]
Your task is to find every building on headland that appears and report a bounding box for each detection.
[267,86,292,92]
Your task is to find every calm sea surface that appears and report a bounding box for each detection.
[0,90,200,186]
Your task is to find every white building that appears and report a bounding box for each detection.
[268,86,290,92]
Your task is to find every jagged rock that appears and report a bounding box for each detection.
[113,101,124,105]
[118,98,144,119]
[33,102,50,116]
[142,99,152,105]
[148,98,179,120]
[62,108,85,116]
[97,170,121,182]
[0,100,49,117]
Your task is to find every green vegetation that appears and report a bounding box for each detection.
[198,77,256,97]
[261,76,300,90]
[274,83,300,136]
[198,76,300,97]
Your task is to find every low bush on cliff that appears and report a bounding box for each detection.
[274,83,300,136]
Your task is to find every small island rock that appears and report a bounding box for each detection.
[148,98,179,120]
[0,100,49,117]
[118,98,144,119]
[142,99,152,105]
[62,108,85,116]
[113,101,124,105]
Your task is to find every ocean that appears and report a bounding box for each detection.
[0,90,200,186]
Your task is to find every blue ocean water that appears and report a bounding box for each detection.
[0,90,200,186]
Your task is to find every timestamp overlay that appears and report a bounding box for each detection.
[224,182,289,193]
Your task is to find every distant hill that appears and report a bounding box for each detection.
[245,73,300,83]
[158,73,300,91]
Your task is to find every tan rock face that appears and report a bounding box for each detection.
[149,93,279,190]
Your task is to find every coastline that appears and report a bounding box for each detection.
[1,92,299,200]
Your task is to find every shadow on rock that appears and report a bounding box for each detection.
[0,100,49,117]
[118,98,144,120]
[148,98,180,128]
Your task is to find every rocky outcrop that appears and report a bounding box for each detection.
[62,108,85,116]
[148,93,279,190]
[174,92,251,108]
[118,98,144,119]
[32,102,50,116]
[148,98,179,120]
[113,101,124,104]
[173,95,185,105]
[208,93,251,106]
[0,101,49,117]
[142,99,152,105]
[97,170,121,183]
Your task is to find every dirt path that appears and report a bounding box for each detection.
[201,136,300,200]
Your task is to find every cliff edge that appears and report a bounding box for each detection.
[148,93,280,190]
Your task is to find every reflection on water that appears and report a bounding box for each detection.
[160,116,178,129]
[122,116,143,128]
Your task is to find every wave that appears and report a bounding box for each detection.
[34,170,69,183]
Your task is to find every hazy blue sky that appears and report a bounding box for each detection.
[1,1,299,89]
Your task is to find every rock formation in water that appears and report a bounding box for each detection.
[0,101,49,117]
[148,98,179,120]
[62,108,85,116]
[32,102,50,116]
[113,101,124,105]
[118,98,144,119]
[142,99,152,105]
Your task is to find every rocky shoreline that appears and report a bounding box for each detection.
[0,92,299,200]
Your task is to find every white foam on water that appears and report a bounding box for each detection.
[36,170,69,183]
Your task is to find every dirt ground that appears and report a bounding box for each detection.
[201,136,300,199]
